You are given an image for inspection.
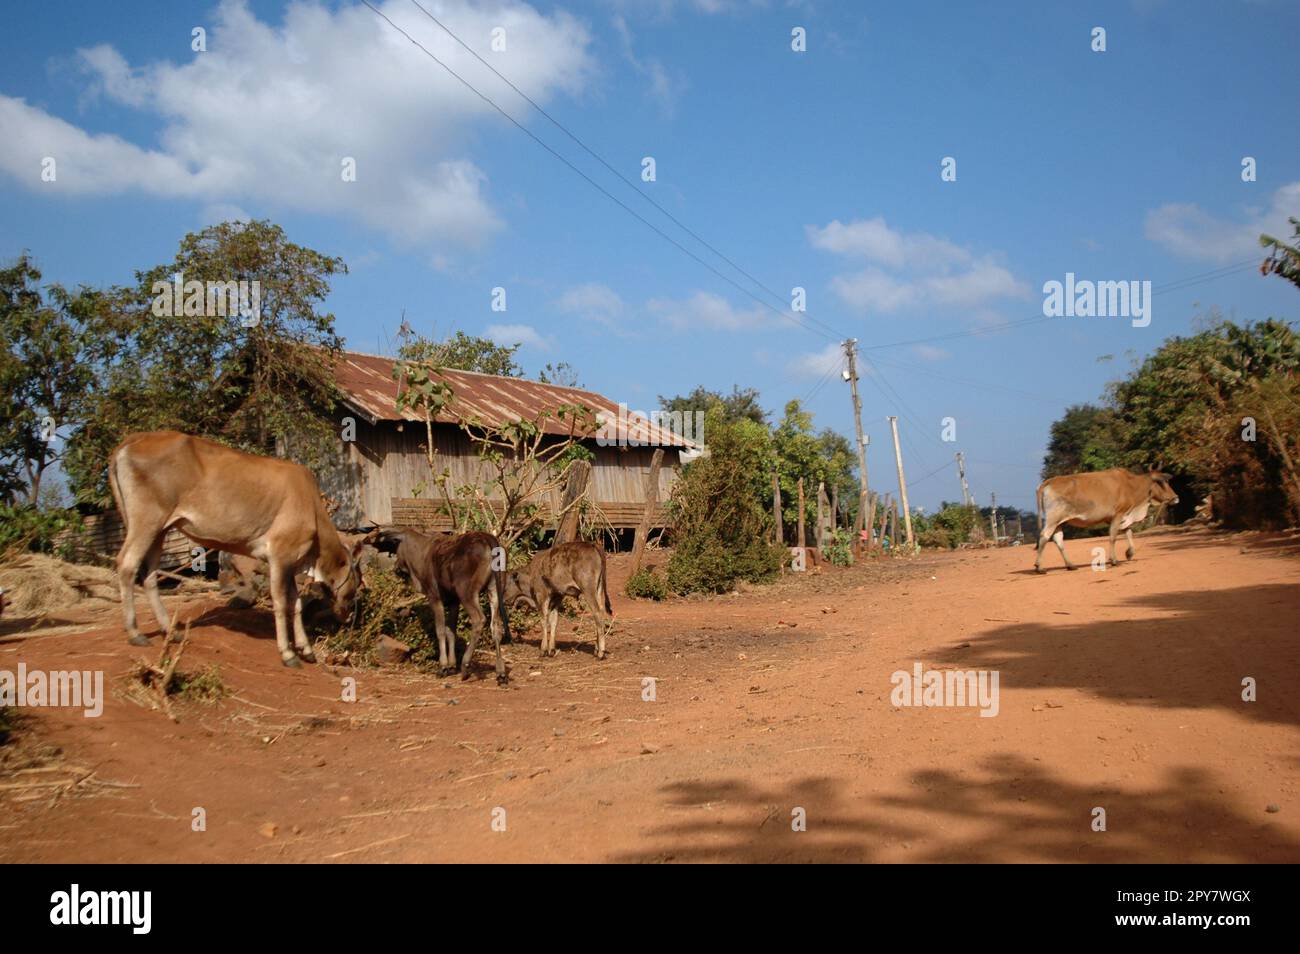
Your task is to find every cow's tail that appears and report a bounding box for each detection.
[107,446,127,537]
[600,548,613,616]
[1035,482,1046,534]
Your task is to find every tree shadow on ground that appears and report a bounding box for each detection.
[930,581,1300,727]
[612,757,1298,863]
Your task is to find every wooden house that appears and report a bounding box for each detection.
[324,351,702,537]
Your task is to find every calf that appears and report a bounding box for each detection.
[504,541,613,658]
[369,528,510,683]
[1035,467,1179,572]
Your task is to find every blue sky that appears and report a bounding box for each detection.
[2,0,1297,512]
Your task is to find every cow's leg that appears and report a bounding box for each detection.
[1107,517,1123,565]
[583,588,610,658]
[1053,530,1076,570]
[116,527,166,646]
[460,590,487,680]
[1125,528,1136,561]
[292,586,316,663]
[1034,521,1056,573]
[140,538,174,641]
[486,576,507,684]
[547,600,560,657]
[430,597,452,675]
[268,561,299,667]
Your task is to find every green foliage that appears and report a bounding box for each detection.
[625,567,669,600]
[171,665,229,704]
[537,361,581,387]
[658,384,767,426]
[665,410,784,594]
[62,220,346,506]
[823,528,855,566]
[0,254,100,504]
[399,330,522,377]
[1260,217,1300,291]
[772,400,856,542]
[1042,317,1300,527]
[0,504,81,560]
[1041,404,1124,478]
[326,563,429,667]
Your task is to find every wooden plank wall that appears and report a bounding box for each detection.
[53,512,192,569]
[334,418,682,525]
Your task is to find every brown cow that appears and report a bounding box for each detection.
[503,542,613,658]
[1035,467,1179,572]
[368,528,511,683]
[109,431,363,666]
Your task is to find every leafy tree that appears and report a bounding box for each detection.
[63,220,346,504]
[1261,216,1300,290]
[537,361,581,388]
[0,255,99,505]
[1041,404,1123,479]
[666,409,783,593]
[399,330,522,377]
[658,384,766,426]
[771,400,856,543]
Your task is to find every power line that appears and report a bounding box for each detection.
[402,0,849,344]
[361,0,842,344]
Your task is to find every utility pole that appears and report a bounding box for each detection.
[843,340,871,540]
[887,415,915,549]
[989,492,998,541]
[955,451,972,507]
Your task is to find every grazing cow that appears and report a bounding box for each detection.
[503,541,613,659]
[1035,467,1179,572]
[368,528,511,683]
[109,431,363,666]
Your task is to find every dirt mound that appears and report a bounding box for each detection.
[0,554,119,617]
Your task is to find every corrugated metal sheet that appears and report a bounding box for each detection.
[332,351,699,449]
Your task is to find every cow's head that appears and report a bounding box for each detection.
[329,544,366,626]
[502,571,535,610]
[1148,468,1179,506]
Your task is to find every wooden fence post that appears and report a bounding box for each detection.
[630,449,664,574]
[772,472,784,546]
[554,459,591,545]
[796,478,806,550]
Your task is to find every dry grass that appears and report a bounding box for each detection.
[0,554,118,617]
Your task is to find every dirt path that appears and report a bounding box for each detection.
[2,528,1297,863]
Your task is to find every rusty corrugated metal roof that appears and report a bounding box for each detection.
[331,350,699,448]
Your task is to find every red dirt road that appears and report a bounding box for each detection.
[2,528,1297,863]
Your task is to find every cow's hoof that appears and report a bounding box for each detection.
[1034,567,1045,575]
[1065,564,1079,571]
[460,669,471,681]
[281,655,302,669]
[496,674,509,686]
[167,631,185,644]
[127,633,151,647]
[298,647,317,664]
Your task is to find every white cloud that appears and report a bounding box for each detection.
[807,216,1029,314]
[0,0,594,251]
[1145,182,1300,263]
[647,290,767,330]
[612,16,687,117]
[787,342,844,378]
[487,323,551,351]
[912,344,949,362]
[555,282,626,326]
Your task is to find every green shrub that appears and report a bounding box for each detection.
[917,526,954,549]
[0,505,81,561]
[625,567,669,600]
[823,528,855,566]
[664,413,784,594]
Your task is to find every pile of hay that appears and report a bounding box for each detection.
[0,554,119,617]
